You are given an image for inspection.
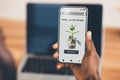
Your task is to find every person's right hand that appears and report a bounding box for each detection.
[52,31,101,80]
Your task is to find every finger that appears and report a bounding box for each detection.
[52,42,58,49]
[85,31,97,56]
[56,63,64,69]
[86,31,94,51]
[56,63,71,70]
[53,52,58,59]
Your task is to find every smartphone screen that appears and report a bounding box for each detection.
[58,6,88,64]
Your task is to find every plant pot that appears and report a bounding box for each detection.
[68,39,76,49]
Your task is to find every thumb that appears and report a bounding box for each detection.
[85,31,95,53]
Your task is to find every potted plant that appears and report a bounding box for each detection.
[66,24,79,49]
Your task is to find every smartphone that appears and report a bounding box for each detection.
[58,6,88,64]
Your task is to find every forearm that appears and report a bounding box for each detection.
[75,74,101,80]
[83,71,101,80]
[85,76,101,80]
[72,69,101,80]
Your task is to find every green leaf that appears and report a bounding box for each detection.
[73,31,79,34]
[66,31,72,34]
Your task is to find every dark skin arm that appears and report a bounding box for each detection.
[52,31,101,80]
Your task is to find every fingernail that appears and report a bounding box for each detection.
[52,44,55,48]
[88,31,92,40]
[56,65,61,69]
[53,52,58,58]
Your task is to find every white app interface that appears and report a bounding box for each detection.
[59,7,87,63]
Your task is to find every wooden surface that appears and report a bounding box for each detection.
[101,28,120,80]
[0,18,120,80]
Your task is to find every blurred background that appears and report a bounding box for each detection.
[0,0,120,80]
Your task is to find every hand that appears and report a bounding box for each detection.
[52,31,101,80]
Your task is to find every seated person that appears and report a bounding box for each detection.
[52,31,101,80]
[0,28,16,80]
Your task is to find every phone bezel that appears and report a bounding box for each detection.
[58,6,88,64]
